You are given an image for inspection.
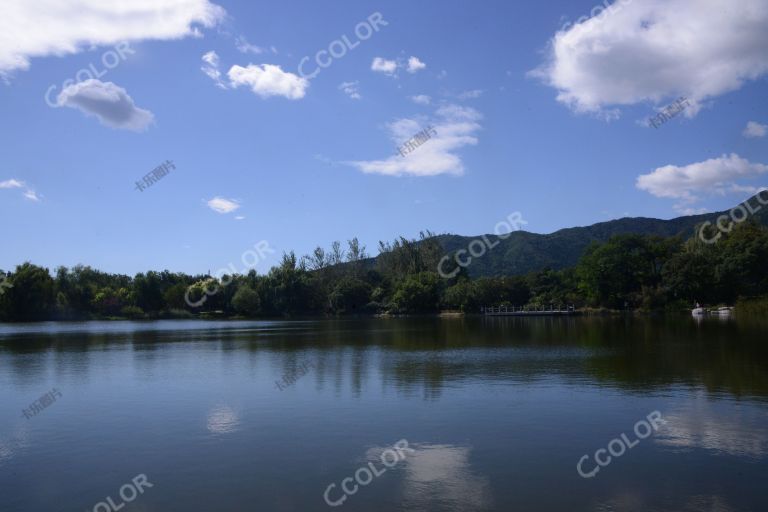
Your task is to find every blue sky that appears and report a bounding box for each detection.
[1,0,767,275]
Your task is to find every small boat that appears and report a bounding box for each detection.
[692,303,706,316]
[709,307,734,316]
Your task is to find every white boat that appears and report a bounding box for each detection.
[709,307,734,316]
[692,307,706,316]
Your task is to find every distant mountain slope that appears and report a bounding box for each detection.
[415,194,768,278]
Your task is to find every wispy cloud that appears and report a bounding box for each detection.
[338,81,361,100]
[201,51,227,89]
[235,36,276,55]
[23,189,40,202]
[0,179,24,189]
[1,179,40,202]
[345,104,482,177]
[206,196,241,214]
[457,89,483,100]
[410,95,431,105]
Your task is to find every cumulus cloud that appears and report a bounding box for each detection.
[372,56,427,76]
[206,197,241,214]
[227,64,309,100]
[636,154,768,211]
[0,0,225,78]
[55,79,154,131]
[406,56,426,73]
[345,104,482,177]
[1,179,40,201]
[338,81,361,100]
[410,95,431,105]
[371,57,398,75]
[532,0,768,117]
[743,121,767,138]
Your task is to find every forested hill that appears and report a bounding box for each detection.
[420,193,768,278]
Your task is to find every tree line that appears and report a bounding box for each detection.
[1,222,767,322]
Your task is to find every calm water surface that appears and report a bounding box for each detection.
[1,317,767,512]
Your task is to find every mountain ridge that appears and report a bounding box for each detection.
[398,193,768,278]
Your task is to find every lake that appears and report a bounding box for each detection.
[1,316,767,511]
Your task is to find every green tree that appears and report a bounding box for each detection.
[391,272,441,313]
[3,263,55,321]
[232,285,261,316]
[329,277,371,314]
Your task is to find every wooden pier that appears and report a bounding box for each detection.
[482,305,576,316]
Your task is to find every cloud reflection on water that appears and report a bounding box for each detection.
[206,405,240,435]
[367,442,492,511]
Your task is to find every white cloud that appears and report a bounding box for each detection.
[743,121,767,138]
[0,179,23,189]
[23,190,40,202]
[227,64,309,100]
[55,79,154,131]
[207,197,241,214]
[234,215,245,221]
[235,36,265,55]
[201,51,227,89]
[407,56,426,73]
[457,89,483,100]
[532,0,768,117]
[363,444,491,511]
[345,104,482,177]
[1,179,40,201]
[410,95,432,105]
[371,57,398,75]
[636,154,768,211]
[338,81,361,100]
[0,0,226,78]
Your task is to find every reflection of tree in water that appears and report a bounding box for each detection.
[2,316,768,399]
